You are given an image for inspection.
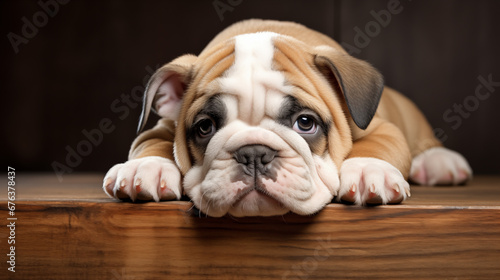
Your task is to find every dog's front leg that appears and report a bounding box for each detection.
[103,119,182,201]
[339,119,412,205]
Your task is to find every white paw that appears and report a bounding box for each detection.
[339,158,410,205]
[103,156,182,201]
[410,147,472,185]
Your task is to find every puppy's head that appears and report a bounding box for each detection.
[139,32,383,217]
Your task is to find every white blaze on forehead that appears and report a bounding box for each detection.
[219,32,290,124]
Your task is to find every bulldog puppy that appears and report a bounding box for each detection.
[103,19,472,217]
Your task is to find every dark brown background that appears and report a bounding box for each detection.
[2,0,499,180]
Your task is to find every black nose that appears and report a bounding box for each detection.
[233,145,277,176]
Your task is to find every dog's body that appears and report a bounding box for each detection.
[104,19,472,217]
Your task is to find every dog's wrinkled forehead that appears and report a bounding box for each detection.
[186,31,333,129]
[215,32,293,124]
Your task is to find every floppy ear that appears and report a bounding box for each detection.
[137,54,197,133]
[313,46,384,130]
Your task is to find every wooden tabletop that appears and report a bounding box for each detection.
[5,173,499,207]
[1,174,499,279]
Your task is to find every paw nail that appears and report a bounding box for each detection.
[392,184,400,193]
[103,178,112,188]
[369,184,376,193]
[120,179,126,189]
[160,180,167,190]
[134,178,142,188]
[350,184,357,193]
[458,169,470,181]
[405,189,411,197]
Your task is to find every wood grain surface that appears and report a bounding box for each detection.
[1,174,499,279]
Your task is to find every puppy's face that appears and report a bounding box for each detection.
[140,32,383,217]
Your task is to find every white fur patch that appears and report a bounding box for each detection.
[218,32,292,124]
[410,147,472,185]
[339,158,410,205]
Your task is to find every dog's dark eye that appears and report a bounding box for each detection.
[293,115,317,134]
[197,118,216,138]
